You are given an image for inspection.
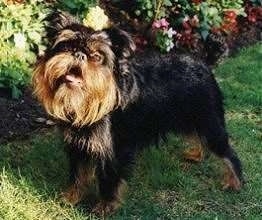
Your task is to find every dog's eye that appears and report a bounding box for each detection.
[90,52,104,63]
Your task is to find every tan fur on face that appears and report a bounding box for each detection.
[32,53,119,127]
[53,29,77,48]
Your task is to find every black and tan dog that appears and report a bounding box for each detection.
[32,11,243,215]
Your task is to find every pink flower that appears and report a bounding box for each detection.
[160,18,169,28]
[152,18,169,29]
[152,20,161,29]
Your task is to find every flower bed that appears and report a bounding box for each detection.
[131,0,261,52]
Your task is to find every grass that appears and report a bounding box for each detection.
[0,44,261,219]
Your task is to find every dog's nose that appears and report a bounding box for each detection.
[74,51,87,61]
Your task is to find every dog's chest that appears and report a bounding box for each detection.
[63,125,113,158]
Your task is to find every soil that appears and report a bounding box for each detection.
[0,5,261,144]
[0,88,49,144]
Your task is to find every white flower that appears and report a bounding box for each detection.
[83,6,110,31]
[183,15,190,22]
[166,40,174,52]
[14,33,26,50]
[164,28,177,38]
[169,41,174,48]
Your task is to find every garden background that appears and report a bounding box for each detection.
[0,0,261,219]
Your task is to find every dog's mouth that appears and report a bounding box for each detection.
[65,66,83,84]
[56,66,83,88]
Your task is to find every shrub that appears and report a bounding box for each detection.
[0,45,30,98]
[56,0,98,19]
[134,0,257,51]
[135,0,173,21]
[0,0,48,98]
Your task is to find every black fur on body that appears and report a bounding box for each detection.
[65,50,242,199]
[34,11,243,215]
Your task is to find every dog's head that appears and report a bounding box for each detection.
[32,11,135,127]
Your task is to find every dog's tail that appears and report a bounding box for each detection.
[204,34,229,66]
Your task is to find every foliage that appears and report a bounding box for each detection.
[0,44,30,98]
[198,2,223,39]
[135,0,172,21]
[0,0,48,61]
[249,0,262,6]
[56,0,97,19]
[0,0,49,98]
[134,0,262,51]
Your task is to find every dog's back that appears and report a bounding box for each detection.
[112,51,224,147]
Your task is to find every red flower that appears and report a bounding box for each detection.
[211,27,222,34]
[220,10,239,34]
[192,0,202,4]
[248,14,257,23]
[246,6,262,23]
[224,10,237,20]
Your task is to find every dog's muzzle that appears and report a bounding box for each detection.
[74,51,87,62]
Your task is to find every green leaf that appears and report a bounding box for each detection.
[163,0,172,6]
[63,0,77,9]
[0,82,5,88]
[28,31,41,44]
[147,10,153,18]
[201,30,209,41]
[11,85,22,99]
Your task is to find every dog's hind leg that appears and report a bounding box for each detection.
[183,132,205,162]
[196,115,243,191]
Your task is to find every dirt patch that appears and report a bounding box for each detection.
[0,88,49,144]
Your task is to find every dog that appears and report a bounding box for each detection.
[32,11,243,216]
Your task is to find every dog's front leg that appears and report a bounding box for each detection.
[93,159,127,216]
[61,116,114,206]
[74,117,126,216]
[61,146,95,205]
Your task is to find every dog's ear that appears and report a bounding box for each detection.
[45,10,80,42]
[105,27,136,59]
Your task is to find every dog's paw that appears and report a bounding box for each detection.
[184,146,204,162]
[60,184,86,205]
[92,200,121,217]
[222,168,242,191]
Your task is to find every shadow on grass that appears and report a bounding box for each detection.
[0,123,262,219]
[0,129,68,194]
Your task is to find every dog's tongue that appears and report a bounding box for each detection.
[65,74,82,84]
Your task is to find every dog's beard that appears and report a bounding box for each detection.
[33,53,118,127]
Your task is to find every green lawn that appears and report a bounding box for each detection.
[0,44,261,220]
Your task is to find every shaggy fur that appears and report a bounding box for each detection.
[32,11,243,216]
